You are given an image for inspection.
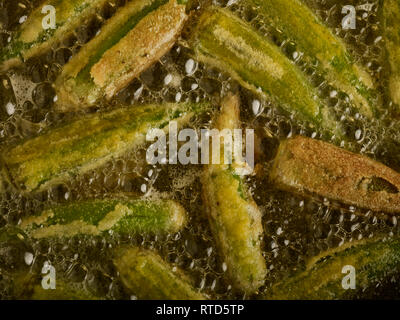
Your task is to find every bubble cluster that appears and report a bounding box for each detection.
[0,0,399,299]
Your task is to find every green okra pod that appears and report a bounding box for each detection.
[2,102,212,192]
[55,0,188,111]
[114,247,206,300]
[270,135,400,213]
[381,0,400,108]
[20,198,187,239]
[265,237,400,299]
[241,0,377,118]
[190,7,344,139]
[202,94,266,294]
[0,0,110,71]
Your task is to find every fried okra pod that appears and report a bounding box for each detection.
[242,0,377,118]
[190,7,344,139]
[55,0,188,111]
[0,0,111,71]
[266,237,400,299]
[20,198,187,239]
[202,94,267,294]
[381,0,400,108]
[3,102,212,192]
[270,135,400,213]
[114,247,206,300]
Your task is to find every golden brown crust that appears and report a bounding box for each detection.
[270,135,400,213]
[90,0,187,99]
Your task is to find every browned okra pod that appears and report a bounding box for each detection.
[270,136,400,213]
[55,0,188,111]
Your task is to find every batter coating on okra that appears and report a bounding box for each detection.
[1,0,400,301]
